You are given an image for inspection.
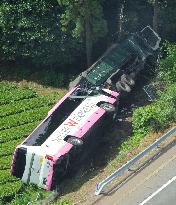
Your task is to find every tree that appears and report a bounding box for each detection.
[0,0,81,68]
[147,0,160,32]
[117,0,125,40]
[122,0,150,34]
[152,0,159,32]
[58,0,107,67]
[159,1,176,41]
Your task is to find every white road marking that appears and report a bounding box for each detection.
[115,154,176,205]
[138,175,176,205]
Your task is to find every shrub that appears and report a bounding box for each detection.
[132,105,158,136]
[156,84,176,126]
[53,199,71,205]
[159,42,176,83]
[37,70,65,87]
[132,84,176,136]
[0,0,81,67]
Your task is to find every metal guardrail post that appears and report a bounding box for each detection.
[95,126,176,195]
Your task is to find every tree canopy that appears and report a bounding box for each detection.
[57,0,107,66]
[0,0,81,68]
[0,0,176,71]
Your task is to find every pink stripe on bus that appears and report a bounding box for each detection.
[46,160,54,190]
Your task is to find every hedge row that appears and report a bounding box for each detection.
[0,155,12,170]
[0,88,37,105]
[0,95,53,117]
[0,139,22,157]
[0,170,17,184]
[0,122,39,143]
[0,82,59,204]
[8,185,47,205]
[0,181,22,201]
[0,82,18,91]
[0,106,49,131]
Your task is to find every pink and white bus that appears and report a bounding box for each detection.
[11,86,119,190]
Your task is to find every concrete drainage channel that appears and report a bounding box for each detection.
[95,126,176,196]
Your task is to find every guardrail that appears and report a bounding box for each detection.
[95,126,176,195]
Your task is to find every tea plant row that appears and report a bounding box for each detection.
[0,82,58,203]
[0,106,49,131]
[0,95,53,117]
[0,88,37,105]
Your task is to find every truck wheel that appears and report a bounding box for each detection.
[129,72,136,79]
[66,136,83,146]
[99,102,115,112]
[116,81,131,93]
[121,74,135,86]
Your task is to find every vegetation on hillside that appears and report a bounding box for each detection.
[120,43,176,153]
[1,0,176,78]
[0,82,64,204]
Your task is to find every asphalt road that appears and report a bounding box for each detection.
[93,140,176,205]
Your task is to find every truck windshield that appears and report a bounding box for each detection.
[85,46,131,85]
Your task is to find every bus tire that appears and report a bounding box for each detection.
[121,74,135,86]
[66,136,83,146]
[99,102,115,112]
[116,81,131,93]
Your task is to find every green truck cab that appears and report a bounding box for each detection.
[69,26,161,92]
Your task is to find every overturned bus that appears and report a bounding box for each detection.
[11,26,161,190]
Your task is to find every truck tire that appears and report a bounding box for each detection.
[99,102,115,112]
[121,74,135,86]
[66,136,83,146]
[129,72,136,79]
[116,81,131,93]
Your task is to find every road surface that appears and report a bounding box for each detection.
[92,140,176,205]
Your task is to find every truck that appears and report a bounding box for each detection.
[11,26,161,190]
[69,26,161,93]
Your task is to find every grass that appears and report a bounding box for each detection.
[0,81,66,205]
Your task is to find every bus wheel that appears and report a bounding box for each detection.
[66,136,83,146]
[99,102,115,112]
[116,81,131,93]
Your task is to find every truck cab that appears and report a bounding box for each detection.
[69,26,161,92]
